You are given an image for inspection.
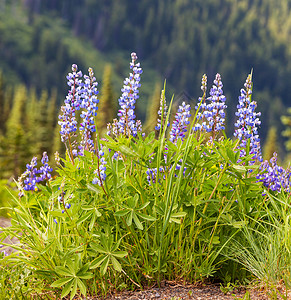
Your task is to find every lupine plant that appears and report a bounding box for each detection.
[1,53,291,299]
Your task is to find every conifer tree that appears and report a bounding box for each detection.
[281,108,291,152]
[144,82,162,133]
[263,126,279,161]
[35,90,49,154]
[46,89,57,156]
[97,64,115,135]
[3,86,13,129]
[25,88,38,147]
[1,85,30,178]
[51,106,66,162]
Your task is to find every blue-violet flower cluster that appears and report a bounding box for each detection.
[194,74,226,133]
[58,64,83,144]
[18,152,53,196]
[169,102,191,144]
[79,67,99,153]
[256,153,291,192]
[92,147,107,186]
[234,74,262,164]
[115,52,143,137]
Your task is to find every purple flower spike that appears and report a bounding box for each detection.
[194,74,227,133]
[113,52,143,137]
[256,153,291,193]
[18,152,53,196]
[59,64,83,144]
[92,146,107,186]
[169,102,191,144]
[39,152,53,181]
[79,67,99,153]
[234,74,262,164]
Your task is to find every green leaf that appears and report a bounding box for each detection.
[126,210,133,226]
[76,211,92,225]
[115,209,129,217]
[118,145,136,157]
[137,212,156,221]
[55,266,73,276]
[232,165,247,172]
[112,251,128,258]
[76,263,89,275]
[60,279,74,298]
[138,201,151,210]
[70,279,78,300]
[171,212,187,218]
[133,213,143,230]
[100,256,110,275]
[212,236,220,245]
[77,278,87,296]
[89,213,96,231]
[111,255,122,272]
[90,242,107,254]
[87,183,100,194]
[49,211,65,217]
[90,255,107,269]
[77,272,94,280]
[51,277,72,288]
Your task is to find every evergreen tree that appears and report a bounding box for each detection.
[25,88,38,148]
[35,90,49,154]
[51,106,66,162]
[281,108,291,152]
[97,64,115,135]
[263,126,279,161]
[144,82,162,133]
[46,89,58,156]
[0,85,30,178]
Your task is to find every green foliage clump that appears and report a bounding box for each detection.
[1,60,291,300]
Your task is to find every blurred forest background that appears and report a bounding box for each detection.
[1,0,291,182]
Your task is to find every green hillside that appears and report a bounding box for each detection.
[1,0,291,155]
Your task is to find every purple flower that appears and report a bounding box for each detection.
[112,52,143,137]
[79,67,99,153]
[256,152,291,192]
[234,74,262,164]
[18,152,53,196]
[92,147,107,186]
[39,152,53,181]
[169,102,191,144]
[194,74,226,133]
[20,157,38,193]
[58,64,83,144]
